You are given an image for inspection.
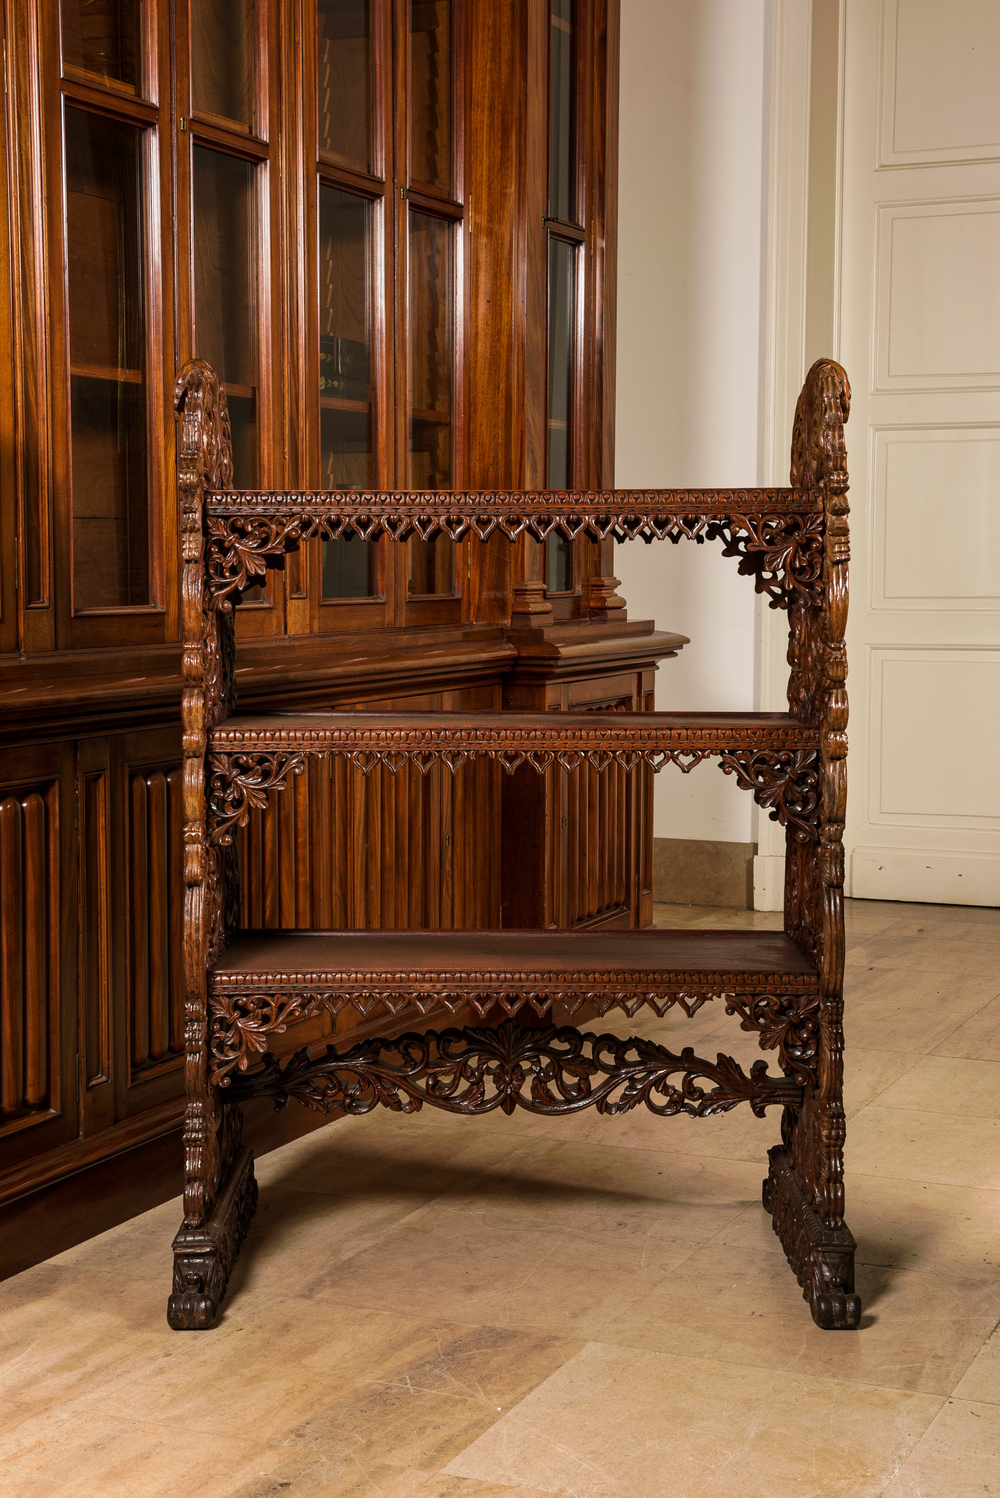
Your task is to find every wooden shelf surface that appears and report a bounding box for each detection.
[209,709,817,755]
[210,928,818,990]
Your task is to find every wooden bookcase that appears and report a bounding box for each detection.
[0,0,683,1271]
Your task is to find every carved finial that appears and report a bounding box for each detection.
[174,359,234,496]
[790,359,851,493]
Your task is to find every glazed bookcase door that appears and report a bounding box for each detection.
[10,0,177,652]
[175,0,285,636]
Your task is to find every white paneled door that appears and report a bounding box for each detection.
[840,0,1000,905]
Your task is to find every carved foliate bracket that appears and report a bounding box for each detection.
[723,993,820,1087]
[207,751,307,847]
[221,1019,802,1120]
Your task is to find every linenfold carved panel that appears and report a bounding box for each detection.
[0,784,56,1126]
[128,767,185,1075]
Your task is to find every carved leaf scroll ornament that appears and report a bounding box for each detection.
[206,743,821,844]
[207,975,820,1083]
[220,1020,803,1120]
[201,493,826,611]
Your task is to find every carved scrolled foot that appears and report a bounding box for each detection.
[761,1175,773,1214]
[765,1145,860,1331]
[167,1145,258,1330]
[810,1284,862,1331]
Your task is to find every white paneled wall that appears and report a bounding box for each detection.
[614,0,770,846]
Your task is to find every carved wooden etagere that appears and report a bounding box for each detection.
[170,355,857,1332]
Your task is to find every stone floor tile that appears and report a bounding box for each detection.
[951,1322,1000,1405]
[878,1399,1000,1498]
[442,1342,943,1498]
[0,1410,287,1498]
[840,967,1000,1054]
[872,1055,1000,1118]
[846,935,1000,979]
[932,993,1000,1063]
[221,1323,580,1498]
[607,1241,1000,1396]
[846,1105,1000,1190]
[713,1171,1000,1281]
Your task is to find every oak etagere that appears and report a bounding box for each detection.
[169,354,858,1332]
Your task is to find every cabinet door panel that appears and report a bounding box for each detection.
[110,730,186,1116]
[0,744,77,1167]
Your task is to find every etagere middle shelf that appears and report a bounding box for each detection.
[170,355,856,1335]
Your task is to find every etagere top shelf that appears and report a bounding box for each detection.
[203,486,820,521]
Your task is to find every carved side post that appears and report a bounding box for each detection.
[168,360,257,1331]
[766,359,860,1329]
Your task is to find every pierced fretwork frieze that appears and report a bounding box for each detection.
[206,741,821,845]
[207,976,819,1083]
[219,1019,802,1120]
[201,492,824,611]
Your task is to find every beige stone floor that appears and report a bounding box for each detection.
[3,899,1000,1498]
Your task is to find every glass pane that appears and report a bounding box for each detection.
[322,532,377,597]
[65,107,149,609]
[61,0,140,87]
[547,236,575,489]
[549,0,575,223]
[192,146,258,487]
[547,534,572,592]
[192,0,254,127]
[408,209,454,594]
[410,0,452,192]
[317,0,372,168]
[319,185,376,598]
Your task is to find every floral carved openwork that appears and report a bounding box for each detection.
[207,751,307,847]
[207,972,819,1083]
[201,490,825,611]
[220,1019,802,1120]
[206,738,821,846]
[723,993,821,1087]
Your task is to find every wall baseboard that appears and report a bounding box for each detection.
[851,848,1000,907]
[653,839,756,909]
[753,852,786,912]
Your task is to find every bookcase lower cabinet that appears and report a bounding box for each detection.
[499,622,686,930]
[168,355,859,1333]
